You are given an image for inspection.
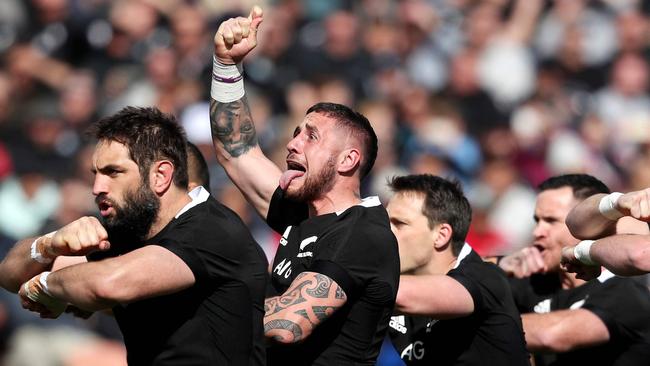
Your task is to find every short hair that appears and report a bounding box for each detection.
[537,174,610,201]
[88,106,189,189]
[186,141,210,192]
[306,102,378,180]
[389,174,471,256]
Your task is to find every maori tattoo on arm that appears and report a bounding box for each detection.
[263,271,348,343]
[209,97,258,157]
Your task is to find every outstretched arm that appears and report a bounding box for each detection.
[210,7,282,219]
[0,217,110,293]
[264,271,347,344]
[396,275,474,319]
[562,234,650,279]
[567,190,650,239]
[522,309,609,352]
[20,245,195,313]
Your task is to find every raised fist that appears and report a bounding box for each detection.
[214,6,264,65]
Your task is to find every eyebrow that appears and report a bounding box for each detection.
[91,164,123,174]
[293,123,319,137]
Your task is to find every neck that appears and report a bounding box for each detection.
[414,249,458,276]
[146,187,191,239]
[308,184,361,217]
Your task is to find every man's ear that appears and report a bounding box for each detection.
[338,148,361,175]
[150,160,174,194]
[433,223,453,251]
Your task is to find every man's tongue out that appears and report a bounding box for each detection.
[280,170,305,190]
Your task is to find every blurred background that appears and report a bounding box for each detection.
[2,0,650,364]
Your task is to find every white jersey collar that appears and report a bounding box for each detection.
[453,243,473,269]
[175,186,210,219]
[335,196,382,216]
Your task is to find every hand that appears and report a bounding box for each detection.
[498,246,547,278]
[617,188,650,221]
[41,216,110,258]
[19,273,67,319]
[214,6,264,65]
[561,246,602,281]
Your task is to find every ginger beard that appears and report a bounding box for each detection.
[281,156,337,202]
[97,179,160,247]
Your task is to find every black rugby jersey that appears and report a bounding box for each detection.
[89,187,268,366]
[266,187,400,366]
[388,245,529,366]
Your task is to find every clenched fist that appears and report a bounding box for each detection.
[214,6,264,65]
[39,216,110,259]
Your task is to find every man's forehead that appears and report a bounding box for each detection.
[93,140,132,165]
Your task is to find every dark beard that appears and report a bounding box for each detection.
[286,157,337,202]
[99,183,160,251]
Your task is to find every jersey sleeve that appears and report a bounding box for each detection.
[155,202,264,284]
[447,262,485,313]
[581,278,650,343]
[309,207,400,304]
[266,187,309,234]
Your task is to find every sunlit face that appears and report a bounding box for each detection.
[282,113,344,201]
[387,192,437,274]
[532,187,580,272]
[92,140,160,243]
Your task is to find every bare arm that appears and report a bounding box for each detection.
[210,97,281,218]
[264,271,347,344]
[396,275,474,319]
[38,245,195,311]
[566,193,618,239]
[522,309,609,352]
[0,237,53,293]
[0,216,109,292]
[210,7,282,219]
[567,190,650,239]
[563,234,650,278]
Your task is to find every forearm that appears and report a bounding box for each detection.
[566,194,617,239]
[591,235,650,275]
[396,275,474,319]
[264,272,346,344]
[0,237,52,292]
[522,309,609,352]
[46,262,118,311]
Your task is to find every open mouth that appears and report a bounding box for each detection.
[533,243,545,254]
[286,160,306,172]
[97,199,114,217]
[280,159,307,190]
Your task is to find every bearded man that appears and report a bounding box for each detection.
[0,106,268,366]
[209,7,399,366]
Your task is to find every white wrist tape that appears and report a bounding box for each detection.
[211,55,245,103]
[39,271,53,296]
[574,240,597,266]
[598,192,624,220]
[30,236,52,264]
[23,272,66,317]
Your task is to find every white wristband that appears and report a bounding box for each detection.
[211,55,245,103]
[574,240,598,266]
[30,237,53,264]
[598,192,624,220]
[39,271,53,296]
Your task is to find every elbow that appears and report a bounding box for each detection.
[264,315,313,344]
[626,244,650,273]
[89,271,133,306]
[535,329,573,353]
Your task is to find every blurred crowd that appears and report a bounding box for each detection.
[2,0,650,364]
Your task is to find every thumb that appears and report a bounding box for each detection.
[248,6,264,37]
[98,240,111,251]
